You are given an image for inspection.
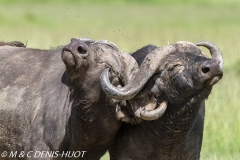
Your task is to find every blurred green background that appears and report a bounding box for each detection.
[1,0,239,159]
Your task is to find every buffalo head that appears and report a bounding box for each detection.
[61,38,138,123]
[101,41,223,121]
[62,38,137,89]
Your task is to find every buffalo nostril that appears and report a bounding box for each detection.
[77,46,87,55]
[202,67,210,74]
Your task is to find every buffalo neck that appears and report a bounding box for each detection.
[142,88,211,159]
[63,66,121,157]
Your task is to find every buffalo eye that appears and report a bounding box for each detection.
[168,64,181,71]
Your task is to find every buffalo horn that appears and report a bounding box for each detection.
[140,101,167,120]
[100,45,176,100]
[196,41,223,69]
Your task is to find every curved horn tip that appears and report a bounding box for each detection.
[196,41,218,48]
[100,68,137,100]
[140,101,167,121]
[195,41,223,68]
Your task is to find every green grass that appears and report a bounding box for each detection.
[1,1,239,159]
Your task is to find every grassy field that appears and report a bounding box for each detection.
[1,0,240,159]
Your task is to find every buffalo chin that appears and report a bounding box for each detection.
[204,75,222,87]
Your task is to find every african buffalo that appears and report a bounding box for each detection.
[0,41,26,47]
[0,38,138,159]
[130,43,205,159]
[101,41,223,160]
